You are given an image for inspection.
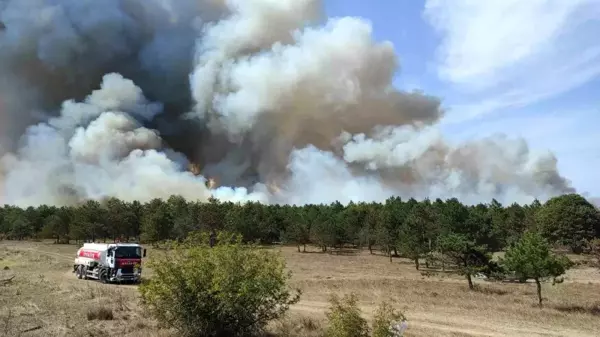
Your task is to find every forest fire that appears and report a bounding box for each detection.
[187,163,216,189]
[188,163,201,176]
[267,181,281,194]
[0,0,577,207]
[206,178,217,189]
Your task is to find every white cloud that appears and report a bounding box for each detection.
[424,0,600,120]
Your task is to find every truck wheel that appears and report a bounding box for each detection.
[76,265,83,279]
[99,268,109,284]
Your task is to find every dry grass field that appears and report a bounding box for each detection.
[0,240,599,337]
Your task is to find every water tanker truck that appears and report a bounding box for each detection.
[73,242,147,284]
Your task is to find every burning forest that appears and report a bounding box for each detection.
[0,0,576,207]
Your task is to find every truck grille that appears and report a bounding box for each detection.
[120,266,134,274]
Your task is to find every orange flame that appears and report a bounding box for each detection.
[267,181,281,194]
[188,163,201,176]
[207,178,217,189]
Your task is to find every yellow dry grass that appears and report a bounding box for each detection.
[0,240,599,337]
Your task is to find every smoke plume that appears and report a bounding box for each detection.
[0,0,576,207]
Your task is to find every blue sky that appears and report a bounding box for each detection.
[325,0,600,198]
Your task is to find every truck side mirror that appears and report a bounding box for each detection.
[143,249,147,258]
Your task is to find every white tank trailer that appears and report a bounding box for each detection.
[73,242,147,284]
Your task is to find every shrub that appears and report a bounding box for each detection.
[86,306,114,321]
[272,316,322,337]
[324,293,369,337]
[590,239,600,267]
[372,301,407,337]
[139,231,301,337]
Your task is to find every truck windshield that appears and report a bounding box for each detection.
[115,247,142,259]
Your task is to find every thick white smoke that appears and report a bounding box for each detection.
[1,73,267,205]
[0,0,576,207]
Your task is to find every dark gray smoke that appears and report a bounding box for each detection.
[0,0,576,207]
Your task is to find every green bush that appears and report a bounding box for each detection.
[139,231,301,337]
[372,301,407,337]
[324,293,369,337]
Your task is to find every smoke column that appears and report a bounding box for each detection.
[0,0,576,207]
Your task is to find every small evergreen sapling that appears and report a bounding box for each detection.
[437,233,491,290]
[502,231,572,307]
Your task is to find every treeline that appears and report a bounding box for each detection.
[1,193,599,256]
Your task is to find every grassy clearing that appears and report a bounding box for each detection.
[0,242,169,337]
[0,241,599,337]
